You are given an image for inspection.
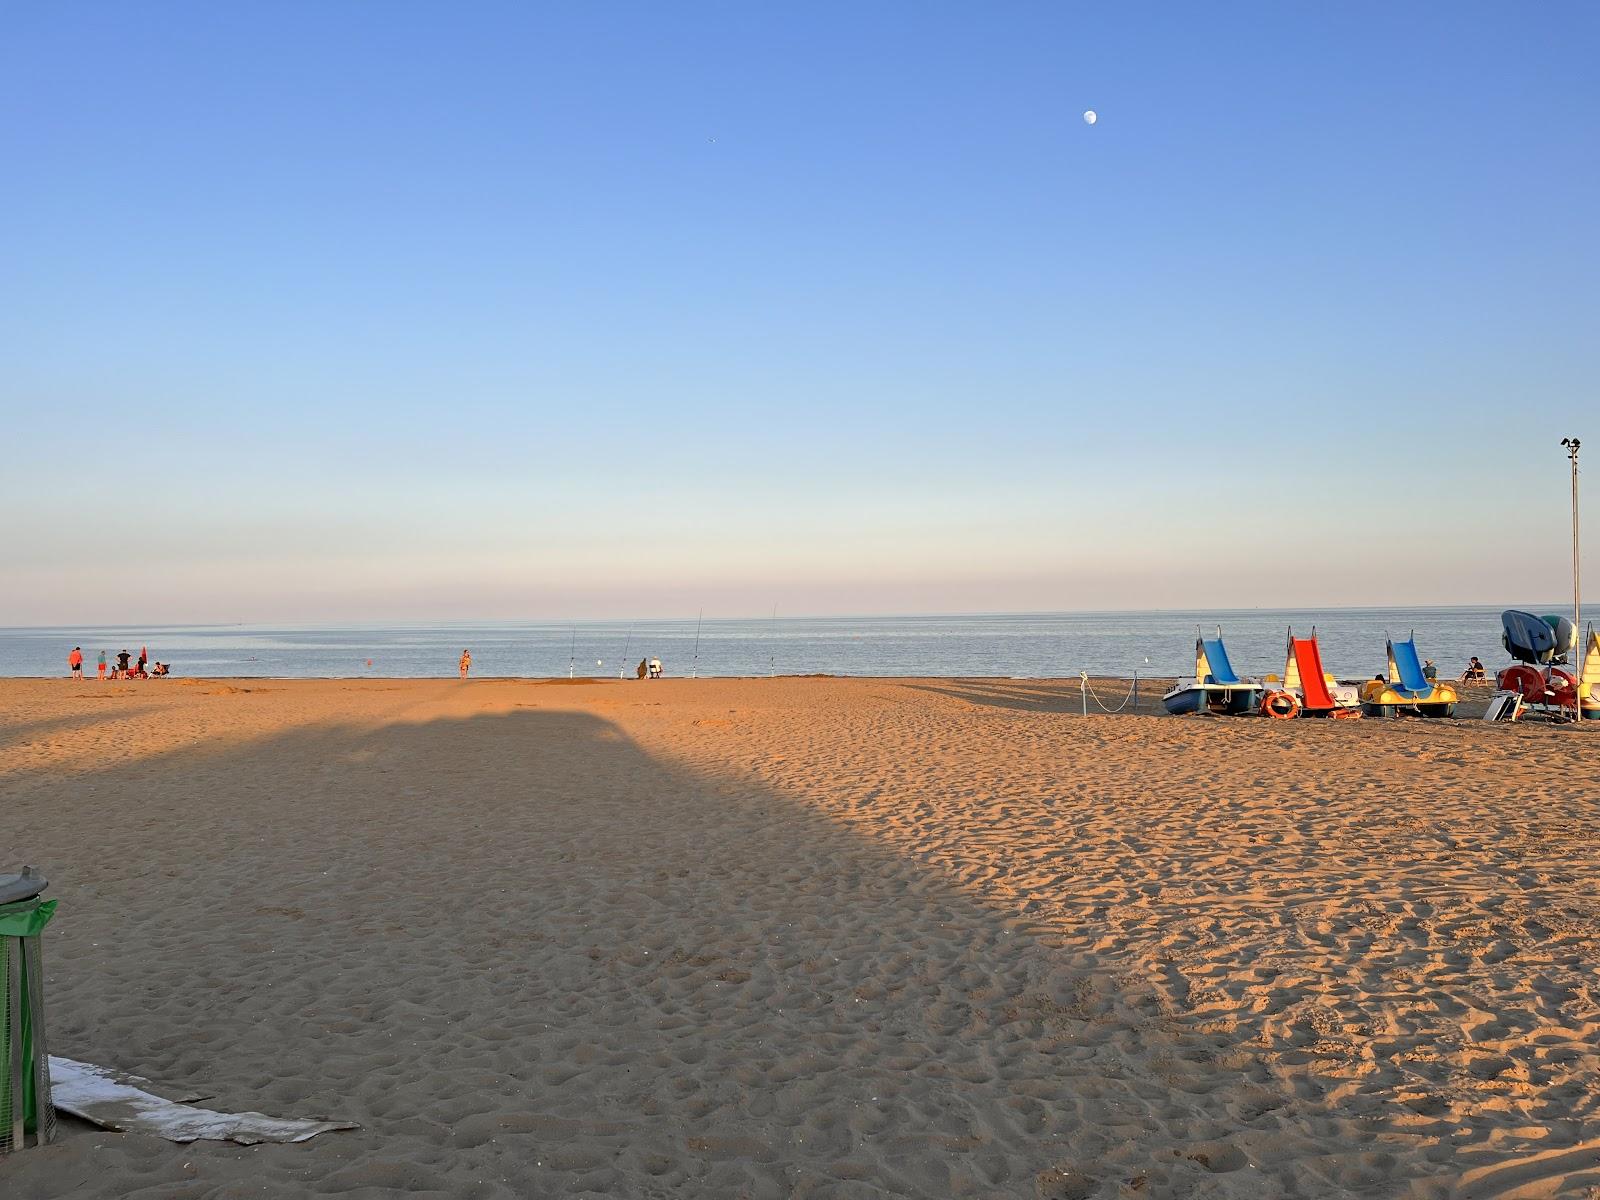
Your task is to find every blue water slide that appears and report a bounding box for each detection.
[1201,638,1241,685]
[1389,637,1431,698]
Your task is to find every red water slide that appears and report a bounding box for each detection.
[1290,637,1338,711]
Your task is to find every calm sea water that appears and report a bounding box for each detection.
[2,606,1592,681]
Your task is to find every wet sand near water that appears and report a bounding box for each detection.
[2,676,1597,1198]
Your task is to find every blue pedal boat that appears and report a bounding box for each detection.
[1163,629,1263,715]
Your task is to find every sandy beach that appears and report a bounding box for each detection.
[3,676,1598,1199]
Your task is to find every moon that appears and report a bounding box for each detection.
[1083,110,1097,125]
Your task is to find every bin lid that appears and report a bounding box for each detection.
[0,865,48,905]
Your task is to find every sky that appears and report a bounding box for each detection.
[3,3,1597,624]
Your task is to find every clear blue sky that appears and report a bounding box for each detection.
[4,3,1595,624]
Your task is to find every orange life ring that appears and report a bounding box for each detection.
[1261,690,1300,719]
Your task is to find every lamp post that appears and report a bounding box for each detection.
[1562,437,1581,719]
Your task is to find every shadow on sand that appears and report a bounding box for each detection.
[2,702,1448,1199]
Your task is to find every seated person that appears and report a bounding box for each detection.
[1423,659,1438,682]
[1361,674,1388,703]
[1462,656,1486,681]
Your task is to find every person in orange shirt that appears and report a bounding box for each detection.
[68,646,84,679]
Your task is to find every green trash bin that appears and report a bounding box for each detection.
[0,866,56,1153]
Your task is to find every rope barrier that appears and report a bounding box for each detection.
[1078,672,1139,713]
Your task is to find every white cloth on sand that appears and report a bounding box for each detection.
[49,1056,358,1145]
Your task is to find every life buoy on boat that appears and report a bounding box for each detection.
[1261,690,1299,720]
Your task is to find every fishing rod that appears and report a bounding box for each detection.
[768,603,777,678]
[568,626,576,679]
[692,609,702,679]
[619,624,633,680]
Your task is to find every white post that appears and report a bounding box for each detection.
[1564,438,1582,719]
[1080,671,1088,717]
[1573,440,1582,666]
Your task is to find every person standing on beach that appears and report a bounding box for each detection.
[116,649,131,677]
[69,646,84,679]
[459,649,471,679]
[97,650,107,680]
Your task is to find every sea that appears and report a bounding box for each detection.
[2,606,1592,681]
